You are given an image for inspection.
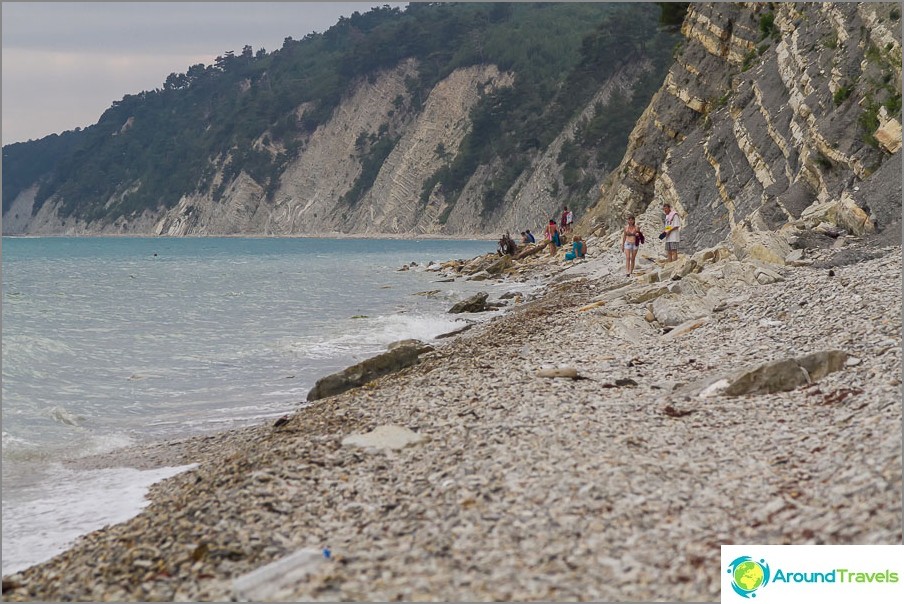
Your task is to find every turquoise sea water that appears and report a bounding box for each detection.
[1,236,503,574]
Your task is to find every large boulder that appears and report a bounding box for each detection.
[448,292,490,313]
[485,255,513,275]
[651,294,713,327]
[799,194,876,237]
[306,342,433,401]
[691,350,850,397]
[730,228,791,266]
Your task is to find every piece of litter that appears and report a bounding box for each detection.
[233,548,325,602]
[537,367,579,379]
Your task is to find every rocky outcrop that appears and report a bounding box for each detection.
[581,2,902,253]
[306,339,434,402]
[447,292,491,314]
[689,350,851,397]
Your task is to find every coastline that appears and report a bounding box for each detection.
[1,232,499,241]
[3,238,901,601]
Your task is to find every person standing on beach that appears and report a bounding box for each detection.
[661,203,681,262]
[621,214,641,277]
[560,206,570,236]
[545,219,560,256]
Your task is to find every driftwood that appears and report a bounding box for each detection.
[514,241,550,260]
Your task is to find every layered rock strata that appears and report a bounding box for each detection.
[582,2,902,252]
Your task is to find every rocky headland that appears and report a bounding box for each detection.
[3,229,900,601]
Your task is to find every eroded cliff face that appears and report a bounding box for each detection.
[148,61,519,237]
[581,2,902,253]
[5,53,650,238]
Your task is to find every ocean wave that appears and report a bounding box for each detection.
[1,462,196,576]
[289,312,471,360]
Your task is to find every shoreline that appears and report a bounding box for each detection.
[3,237,901,601]
[1,232,500,241]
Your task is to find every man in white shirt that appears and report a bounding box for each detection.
[662,203,681,262]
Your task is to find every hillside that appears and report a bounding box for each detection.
[2,2,676,237]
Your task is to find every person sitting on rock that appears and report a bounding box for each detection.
[565,235,586,261]
[497,232,517,256]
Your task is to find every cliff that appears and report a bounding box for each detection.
[3,58,653,238]
[581,2,902,255]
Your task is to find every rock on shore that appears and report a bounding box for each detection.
[3,239,900,602]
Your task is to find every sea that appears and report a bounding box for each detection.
[0,236,531,576]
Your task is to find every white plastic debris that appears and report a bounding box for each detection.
[232,548,326,602]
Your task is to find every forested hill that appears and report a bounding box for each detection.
[2,2,679,236]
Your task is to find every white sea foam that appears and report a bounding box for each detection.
[295,312,472,359]
[1,463,196,575]
[47,406,83,427]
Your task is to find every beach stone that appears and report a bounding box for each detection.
[578,300,606,312]
[730,228,790,265]
[719,261,760,287]
[661,317,709,340]
[691,350,851,397]
[341,425,426,450]
[448,292,490,313]
[622,284,672,305]
[460,253,497,275]
[801,196,875,237]
[651,295,712,327]
[306,346,426,401]
[670,256,701,279]
[537,367,579,379]
[754,266,785,285]
[690,245,734,266]
[485,255,512,275]
[387,339,433,354]
[608,315,656,339]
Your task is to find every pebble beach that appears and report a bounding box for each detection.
[3,236,901,602]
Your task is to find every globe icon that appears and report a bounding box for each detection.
[733,560,765,592]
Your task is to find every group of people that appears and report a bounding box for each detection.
[620,202,680,277]
[501,202,682,274]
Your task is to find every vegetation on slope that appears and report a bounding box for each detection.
[3,2,677,226]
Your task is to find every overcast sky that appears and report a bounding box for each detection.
[2,2,408,145]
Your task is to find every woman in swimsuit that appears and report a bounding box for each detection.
[621,214,640,277]
[546,219,560,256]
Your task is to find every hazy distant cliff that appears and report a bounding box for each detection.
[581,2,902,252]
[2,3,675,237]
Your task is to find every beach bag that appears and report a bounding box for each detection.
[553,232,561,247]
[636,230,645,245]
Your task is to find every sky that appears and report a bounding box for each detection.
[1,2,408,145]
